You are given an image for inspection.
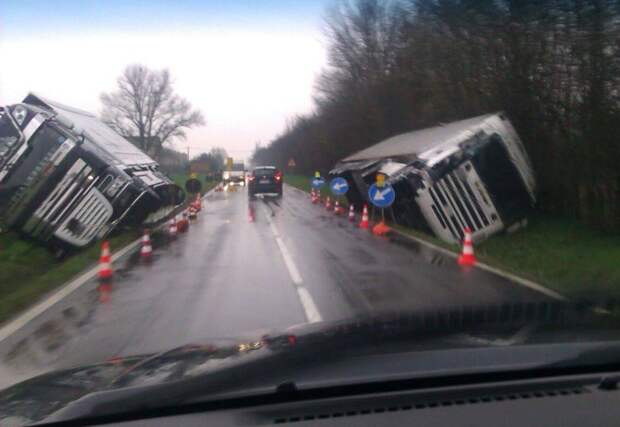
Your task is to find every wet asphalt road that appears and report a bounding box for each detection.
[0,184,552,387]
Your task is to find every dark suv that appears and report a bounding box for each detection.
[248,166,283,198]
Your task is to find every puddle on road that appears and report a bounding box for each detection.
[388,233,452,267]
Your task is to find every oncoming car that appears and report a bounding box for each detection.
[248,166,283,198]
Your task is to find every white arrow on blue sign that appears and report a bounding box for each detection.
[329,177,349,195]
[311,177,326,189]
[368,183,396,208]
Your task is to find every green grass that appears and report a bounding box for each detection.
[475,217,620,300]
[286,174,620,300]
[0,230,139,325]
[398,217,620,301]
[284,174,313,193]
[285,174,348,204]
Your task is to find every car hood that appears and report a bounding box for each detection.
[0,339,254,425]
[2,304,620,425]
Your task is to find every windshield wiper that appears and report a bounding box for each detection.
[45,301,619,424]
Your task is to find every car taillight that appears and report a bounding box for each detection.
[249,175,255,182]
[275,171,282,181]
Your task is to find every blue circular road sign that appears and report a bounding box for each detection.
[368,183,396,208]
[329,177,349,195]
[311,177,326,189]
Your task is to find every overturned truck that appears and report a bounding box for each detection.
[0,94,185,249]
[330,113,536,244]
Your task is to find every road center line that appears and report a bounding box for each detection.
[263,206,322,323]
[295,287,323,324]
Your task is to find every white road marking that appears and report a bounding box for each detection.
[296,286,322,324]
[264,205,322,323]
[274,236,303,285]
[0,239,141,345]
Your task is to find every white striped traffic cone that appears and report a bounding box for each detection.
[458,227,476,266]
[348,204,355,222]
[359,204,369,229]
[98,241,113,279]
[333,200,341,215]
[140,229,152,259]
[169,217,178,236]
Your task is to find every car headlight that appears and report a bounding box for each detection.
[11,105,28,126]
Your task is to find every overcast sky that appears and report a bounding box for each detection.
[0,0,329,161]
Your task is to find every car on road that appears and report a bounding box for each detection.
[248,166,283,198]
[223,162,246,186]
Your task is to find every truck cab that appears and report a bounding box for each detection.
[0,94,185,249]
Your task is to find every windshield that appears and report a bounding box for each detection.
[0,110,21,160]
[254,168,276,176]
[1,0,620,425]
[0,125,65,221]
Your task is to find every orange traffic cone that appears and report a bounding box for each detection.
[312,190,319,204]
[140,229,152,259]
[458,227,477,266]
[348,204,355,222]
[98,241,113,279]
[194,194,202,212]
[188,205,197,220]
[359,204,370,229]
[325,196,332,211]
[169,217,178,236]
[177,213,189,233]
[372,221,391,236]
[333,200,341,215]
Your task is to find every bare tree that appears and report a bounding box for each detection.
[100,64,205,158]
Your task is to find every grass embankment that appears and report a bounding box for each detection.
[0,231,139,325]
[0,176,219,326]
[285,174,620,301]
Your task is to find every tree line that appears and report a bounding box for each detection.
[253,0,620,231]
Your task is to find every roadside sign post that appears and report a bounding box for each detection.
[376,173,387,221]
[329,177,349,196]
[367,174,395,236]
[311,177,326,189]
[311,171,326,190]
[368,180,395,214]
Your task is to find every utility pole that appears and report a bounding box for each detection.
[186,145,191,174]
